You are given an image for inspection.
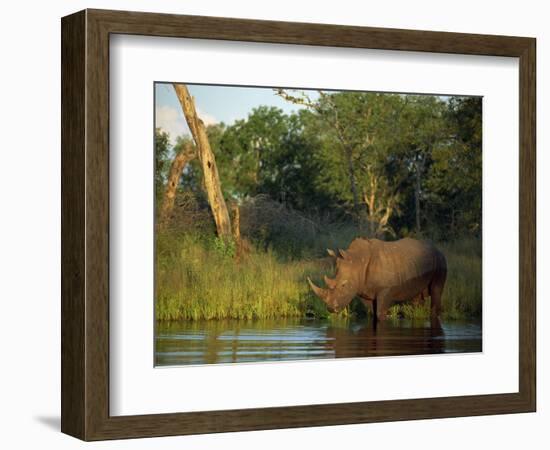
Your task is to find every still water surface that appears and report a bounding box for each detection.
[155,318,482,366]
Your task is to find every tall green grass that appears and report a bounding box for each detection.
[156,231,482,321]
[439,238,482,319]
[155,232,330,321]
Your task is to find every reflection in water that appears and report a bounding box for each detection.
[155,318,482,366]
[155,319,481,366]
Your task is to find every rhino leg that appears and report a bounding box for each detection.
[359,297,374,316]
[429,281,443,318]
[412,288,430,306]
[375,290,392,321]
[429,250,447,319]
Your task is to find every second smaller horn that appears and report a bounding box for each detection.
[324,275,337,289]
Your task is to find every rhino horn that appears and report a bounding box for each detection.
[308,277,329,301]
[324,275,337,289]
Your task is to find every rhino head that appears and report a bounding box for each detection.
[308,249,366,313]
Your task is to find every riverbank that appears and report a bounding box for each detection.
[155,231,481,321]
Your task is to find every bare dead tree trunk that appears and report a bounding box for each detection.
[231,202,243,261]
[363,169,397,238]
[231,202,241,244]
[345,147,360,217]
[173,84,232,238]
[159,142,195,229]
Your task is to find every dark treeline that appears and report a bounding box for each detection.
[156,91,481,246]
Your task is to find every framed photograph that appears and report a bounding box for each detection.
[61,9,536,441]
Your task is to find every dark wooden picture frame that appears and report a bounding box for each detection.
[61,9,536,441]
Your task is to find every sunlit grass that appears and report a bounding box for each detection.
[156,231,482,321]
[155,232,330,321]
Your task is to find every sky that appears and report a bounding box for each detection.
[155,83,314,144]
[154,83,459,145]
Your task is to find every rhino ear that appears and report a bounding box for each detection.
[339,249,349,259]
[327,248,336,257]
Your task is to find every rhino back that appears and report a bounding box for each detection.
[367,238,440,290]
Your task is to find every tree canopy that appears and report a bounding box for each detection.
[155,89,481,241]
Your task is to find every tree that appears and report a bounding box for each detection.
[161,85,482,243]
[424,96,482,238]
[278,90,407,235]
[155,128,171,202]
[276,90,374,221]
[215,106,290,198]
[158,141,195,228]
[212,107,327,212]
[362,164,400,237]
[396,96,449,234]
[172,84,232,238]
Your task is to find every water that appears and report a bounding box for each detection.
[155,318,482,366]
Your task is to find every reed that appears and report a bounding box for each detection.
[156,231,482,321]
[155,232,330,321]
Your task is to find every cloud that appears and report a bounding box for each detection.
[155,105,218,144]
[196,108,218,127]
[155,105,187,144]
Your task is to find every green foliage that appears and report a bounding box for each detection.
[157,90,482,241]
[424,97,482,239]
[207,107,330,211]
[216,106,290,197]
[174,134,204,194]
[212,236,236,258]
[156,229,481,321]
[155,231,331,321]
[154,128,171,202]
[438,238,482,318]
[274,91,479,239]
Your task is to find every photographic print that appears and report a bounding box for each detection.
[154,82,482,366]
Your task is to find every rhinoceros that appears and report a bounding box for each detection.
[308,237,447,321]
